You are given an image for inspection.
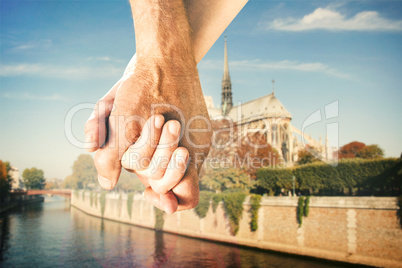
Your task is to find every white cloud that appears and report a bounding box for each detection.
[86,56,125,63]
[267,7,402,31]
[199,59,349,79]
[2,92,66,101]
[12,39,53,51]
[0,63,122,79]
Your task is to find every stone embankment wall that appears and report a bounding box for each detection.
[71,192,402,267]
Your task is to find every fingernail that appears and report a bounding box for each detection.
[155,115,164,129]
[98,175,113,189]
[84,135,96,150]
[169,121,180,136]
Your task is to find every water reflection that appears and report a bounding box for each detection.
[0,214,10,262]
[153,232,166,267]
[0,196,345,268]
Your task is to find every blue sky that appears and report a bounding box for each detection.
[1,0,401,179]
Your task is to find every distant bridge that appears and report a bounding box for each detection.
[27,189,72,198]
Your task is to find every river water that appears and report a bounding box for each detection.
[0,196,345,268]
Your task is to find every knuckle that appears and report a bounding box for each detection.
[94,149,119,169]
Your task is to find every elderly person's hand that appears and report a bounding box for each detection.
[92,0,212,212]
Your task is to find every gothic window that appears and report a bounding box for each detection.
[272,124,277,144]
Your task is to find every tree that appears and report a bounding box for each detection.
[201,168,256,193]
[205,119,281,179]
[63,154,97,189]
[338,141,366,159]
[23,168,46,190]
[114,169,145,192]
[44,179,63,189]
[297,145,320,165]
[356,145,384,159]
[0,160,13,205]
[337,141,384,160]
[237,132,281,178]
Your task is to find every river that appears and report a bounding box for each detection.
[0,196,346,268]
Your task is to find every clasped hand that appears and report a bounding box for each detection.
[85,57,212,214]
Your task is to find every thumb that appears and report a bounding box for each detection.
[94,148,122,190]
[94,110,145,189]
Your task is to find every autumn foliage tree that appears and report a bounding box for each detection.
[338,141,366,159]
[205,119,281,179]
[337,141,384,159]
[0,160,13,206]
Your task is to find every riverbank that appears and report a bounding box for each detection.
[1,196,344,267]
[71,191,402,268]
[0,195,44,214]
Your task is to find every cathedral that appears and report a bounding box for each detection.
[204,36,332,165]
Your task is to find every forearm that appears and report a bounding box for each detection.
[130,0,195,70]
[124,0,248,75]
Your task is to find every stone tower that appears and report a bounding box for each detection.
[221,35,233,115]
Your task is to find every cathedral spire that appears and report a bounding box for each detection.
[272,79,275,95]
[221,35,233,115]
[223,35,230,81]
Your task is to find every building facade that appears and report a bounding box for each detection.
[205,36,332,165]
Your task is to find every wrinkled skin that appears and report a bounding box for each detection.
[94,58,212,211]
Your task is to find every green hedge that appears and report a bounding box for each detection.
[194,191,258,235]
[257,158,401,196]
[297,196,304,227]
[154,207,164,231]
[223,193,247,235]
[194,191,213,218]
[100,191,107,217]
[90,191,94,207]
[212,194,223,212]
[249,194,262,232]
[94,193,98,208]
[304,196,310,217]
[127,192,134,218]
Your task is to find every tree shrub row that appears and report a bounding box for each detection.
[257,158,401,196]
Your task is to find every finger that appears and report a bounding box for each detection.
[161,192,179,214]
[144,187,178,214]
[94,148,122,190]
[94,108,145,190]
[139,120,181,180]
[84,79,121,152]
[172,166,200,211]
[149,148,188,195]
[121,114,165,171]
